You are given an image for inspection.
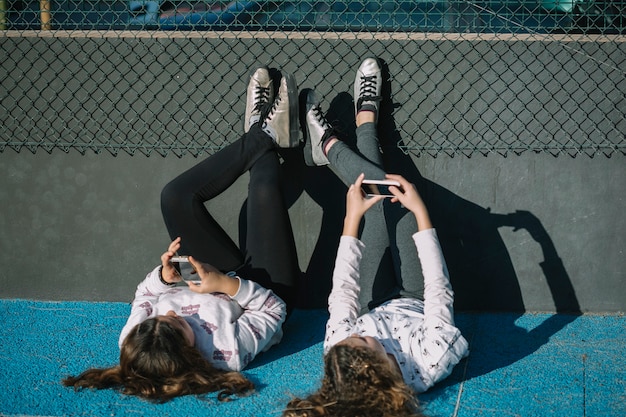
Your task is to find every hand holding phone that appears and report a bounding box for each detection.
[183,256,241,296]
[343,174,387,237]
[159,237,184,284]
[384,173,433,230]
[361,179,404,197]
[171,255,201,284]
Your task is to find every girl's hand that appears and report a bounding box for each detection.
[347,174,384,218]
[186,256,240,296]
[386,174,432,231]
[160,237,183,284]
[343,173,384,237]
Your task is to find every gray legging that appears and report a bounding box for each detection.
[327,122,424,312]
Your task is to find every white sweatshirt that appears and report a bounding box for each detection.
[324,228,469,393]
[119,266,286,371]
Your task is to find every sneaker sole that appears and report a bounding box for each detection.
[283,73,300,147]
[301,88,315,166]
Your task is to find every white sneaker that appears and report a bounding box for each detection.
[354,57,382,122]
[244,66,274,133]
[261,73,300,148]
[304,89,334,166]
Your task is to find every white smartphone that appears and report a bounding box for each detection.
[361,179,403,197]
[171,255,200,284]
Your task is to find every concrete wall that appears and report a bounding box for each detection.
[1,148,624,312]
[1,32,624,313]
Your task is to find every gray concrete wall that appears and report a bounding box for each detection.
[1,149,624,312]
[1,32,624,313]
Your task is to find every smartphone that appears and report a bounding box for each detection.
[361,179,403,197]
[171,255,200,284]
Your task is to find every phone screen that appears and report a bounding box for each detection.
[172,256,200,283]
[361,181,402,197]
[361,183,394,197]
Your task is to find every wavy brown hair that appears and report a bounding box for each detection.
[62,317,254,403]
[283,344,424,417]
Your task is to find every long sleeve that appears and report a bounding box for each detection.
[117,267,287,371]
[118,265,177,348]
[410,228,469,389]
[324,235,365,352]
[227,277,287,370]
[413,228,456,327]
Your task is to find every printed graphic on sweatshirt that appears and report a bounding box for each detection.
[138,301,153,317]
[212,293,231,302]
[140,288,156,297]
[181,304,200,315]
[213,349,233,362]
[242,352,253,368]
[200,321,218,335]
[263,295,282,321]
[248,323,262,340]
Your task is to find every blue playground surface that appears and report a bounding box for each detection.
[1,299,624,416]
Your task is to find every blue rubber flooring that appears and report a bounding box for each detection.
[1,299,624,417]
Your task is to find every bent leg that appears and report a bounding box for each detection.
[238,131,300,307]
[160,124,275,271]
[352,122,424,301]
[326,123,424,309]
[326,133,397,312]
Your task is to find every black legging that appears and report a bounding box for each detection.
[160,124,300,308]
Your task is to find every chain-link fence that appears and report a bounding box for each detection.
[1,1,625,157]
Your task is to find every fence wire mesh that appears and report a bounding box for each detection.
[1,1,625,157]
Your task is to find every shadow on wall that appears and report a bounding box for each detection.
[376,59,580,316]
[375,89,583,380]
[271,69,582,314]
[234,60,581,377]
[284,59,581,375]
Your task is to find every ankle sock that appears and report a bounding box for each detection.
[322,135,336,156]
[357,106,377,120]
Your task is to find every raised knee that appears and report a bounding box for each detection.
[161,180,183,210]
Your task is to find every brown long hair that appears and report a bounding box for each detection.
[283,345,424,417]
[62,317,254,403]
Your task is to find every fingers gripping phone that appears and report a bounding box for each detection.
[361,179,403,197]
[171,256,201,284]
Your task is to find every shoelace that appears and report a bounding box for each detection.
[356,75,382,109]
[311,104,330,129]
[253,85,271,112]
[310,104,336,147]
[266,88,284,119]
